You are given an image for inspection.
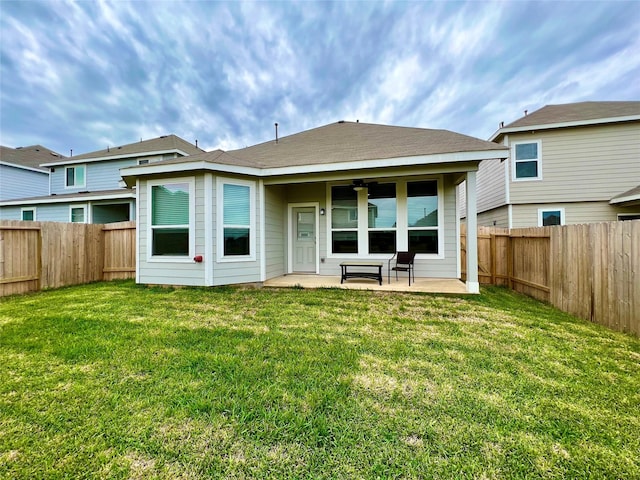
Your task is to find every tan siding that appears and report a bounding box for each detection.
[476,158,507,212]
[509,122,640,204]
[477,206,509,227]
[511,201,640,228]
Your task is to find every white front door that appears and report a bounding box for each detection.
[291,206,317,273]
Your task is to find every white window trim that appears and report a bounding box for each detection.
[538,207,565,227]
[512,140,542,182]
[326,176,444,259]
[64,164,86,188]
[216,176,256,263]
[69,204,88,223]
[146,177,196,263]
[21,207,36,221]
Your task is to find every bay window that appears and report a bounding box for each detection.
[149,180,193,257]
[217,178,255,260]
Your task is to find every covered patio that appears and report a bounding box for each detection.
[264,274,468,294]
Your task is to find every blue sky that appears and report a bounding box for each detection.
[1,1,639,156]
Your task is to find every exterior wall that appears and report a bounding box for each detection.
[50,158,138,194]
[0,165,49,200]
[137,175,206,286]
[477,206,509,227]
[211,175,261,286]
[264,185,286,280]
[137,173,263,287]
[508,122,640,204]
[476,158,507,212]
[459,159,507,218]
[511,201,640,228]
[305,175,461,279]
[0,203,76,222]
[0,200,134,223]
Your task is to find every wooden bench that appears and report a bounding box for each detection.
[340,261,383,285]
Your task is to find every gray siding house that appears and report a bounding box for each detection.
[0,135,202,223]
[122,121,508,293]
[461,101,640,227]
[0,145,61,206]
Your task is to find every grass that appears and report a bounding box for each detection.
[1,281,638,479]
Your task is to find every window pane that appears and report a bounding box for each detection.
[407,181,438,227]
[71,208,84,223]
[332,186,358,228]
[515,161,538,178]
[152,184,189,225]
[332,231,358,253]
[515,143,537,160]
[409,230,438,254]
[368,183,396,228]
[224,227,250,256]
[75,166,85,186]
[368,231,396,254]
[152,228,189,256]
[542,211,561,226]
[66,168,74,186]
[223,184,250,225]
[22,210,34,221]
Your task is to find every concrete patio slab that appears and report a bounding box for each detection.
[264,275,469,294]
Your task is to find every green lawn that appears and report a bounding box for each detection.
[1,281,638,479]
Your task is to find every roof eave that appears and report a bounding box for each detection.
[0,161,50,173]
[121,149,508,187]
[0,190,135,207]
[489,114,640,142]
[40,148,195,167]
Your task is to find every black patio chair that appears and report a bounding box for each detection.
[388,251,416,286]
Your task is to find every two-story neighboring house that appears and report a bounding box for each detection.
[0,135,203,223]
[461,101,640,227]
[0,145,63,208]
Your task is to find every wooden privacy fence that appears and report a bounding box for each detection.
[462,221,640,336]
[0,220,135,296]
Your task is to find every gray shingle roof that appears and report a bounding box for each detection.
[0,145,64,171]
[154,121,506,170]
[504,101,640,129]
[68,134,203,161]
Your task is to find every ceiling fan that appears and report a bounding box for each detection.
[351,179,378,191]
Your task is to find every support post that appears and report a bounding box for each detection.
[465,171,479,293]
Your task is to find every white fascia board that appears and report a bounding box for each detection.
[610,193,640,205]
[40,149,191,167]
[0,161,49,174]
[121,149,508,186]
[489,114,640,141]
[0,191,135,207]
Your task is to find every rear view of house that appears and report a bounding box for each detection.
[121,121,508,292]
[464,101,640,227]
